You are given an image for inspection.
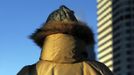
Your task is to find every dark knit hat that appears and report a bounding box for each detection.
[30,5,94,48]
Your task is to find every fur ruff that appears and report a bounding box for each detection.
[30,21,95,48]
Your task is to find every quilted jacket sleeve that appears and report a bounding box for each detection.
[88,61,113,75]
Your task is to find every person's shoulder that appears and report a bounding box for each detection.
[86,60,113,75]
[17,65,31,75]
[87,60,108,69]
[17,64,37,75]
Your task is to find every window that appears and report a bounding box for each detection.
[126,50,134,55]
[113,60,121,65]
[113,67,121,72]
[127,72,132,75]
[127,57,134,62]
[126,43,132,48]
[113,46,121,52]
[113,53,120,59]
[113,39,120,45]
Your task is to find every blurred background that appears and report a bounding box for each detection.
[0,0,97,75]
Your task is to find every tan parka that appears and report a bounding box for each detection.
[18,34,113,75]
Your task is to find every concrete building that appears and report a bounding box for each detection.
[97,0,134,75]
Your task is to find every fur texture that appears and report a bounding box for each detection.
[30,21,95,48]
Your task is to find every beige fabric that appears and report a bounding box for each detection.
[35,33,113,75]
[41,33,88,63]
[37,60,99,75]
[38,33,98,75]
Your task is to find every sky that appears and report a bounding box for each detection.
[0,0,97,75]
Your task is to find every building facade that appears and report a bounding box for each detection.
[97,0,134,75]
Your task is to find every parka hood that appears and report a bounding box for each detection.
[40,33,89,63]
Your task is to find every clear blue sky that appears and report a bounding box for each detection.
[0,0,97,75]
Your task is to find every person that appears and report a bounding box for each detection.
[17,5,113,75]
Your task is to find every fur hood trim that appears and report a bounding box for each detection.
[30,21,94,48]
